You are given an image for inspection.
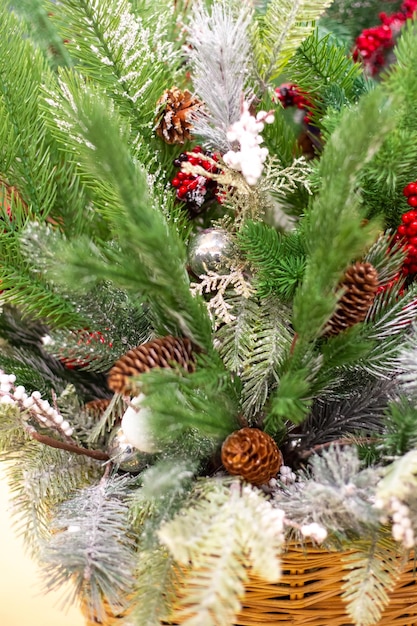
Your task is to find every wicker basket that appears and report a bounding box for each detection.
[82,543,417,626]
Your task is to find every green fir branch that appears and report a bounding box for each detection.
[237,220,307,300]
[140,358,240,447]
[10,0,74,69]
[40,475,137,620]
[42,87,213,350]
[0,236,88,328]
[293,87,397,342]
[341,531,402,626]
[252,0,334,86]
[0,7,52,213]
[381,396,417,458]
[286,30,368,124]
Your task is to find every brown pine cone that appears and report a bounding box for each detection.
[221,427,283,486]
[83,398,112,418]
[155,87,203,145]
[107,336,196,394]
[324,261,379,337]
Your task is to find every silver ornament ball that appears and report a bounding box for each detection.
[107,427,148,473]
[188,228,235,277]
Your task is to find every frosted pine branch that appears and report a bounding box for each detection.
[187,0,254,151]
[398,323,417,394]
[40,475,136,620]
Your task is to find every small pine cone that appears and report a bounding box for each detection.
[155,87,203,145]
[324,261,379,337]
[107,336,196,394]
[221,427,283,486]
[84,398,112,418]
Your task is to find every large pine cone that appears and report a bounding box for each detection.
[324,261,379,337]
[221,427,283,486]
[107,336,196,394]
[155,87,203,145]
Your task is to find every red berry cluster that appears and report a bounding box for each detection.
[394,182,417,275]
[353,0,417,75]
[171,146,222,217]
[275,84,313,125]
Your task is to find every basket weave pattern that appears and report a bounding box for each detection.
[83,544,417,626]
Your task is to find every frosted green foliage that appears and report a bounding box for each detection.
[0,402,28,454]
[158,480,285,626]
[273,446,381,533]
[252,0,334,86]
[363,234,406,286]
[398,323,417,395]
[130,459,197,547]
[40,475,137,620]
[133,547,178,626]
[375,449,417,507]
[342,533,402,626]
[6,442,102,558]
[187,0,254,152]
[48,0,181,138]
[216,294,293,419]
[357,284,417,377]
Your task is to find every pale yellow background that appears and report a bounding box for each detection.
[0,467,84,626]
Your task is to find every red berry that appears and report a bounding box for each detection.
[177,185,188,198]
[177,171,187,181]
[398,224,407,236]
[171,177,180,187]
[410,236,417,245]
[410,264,417,274]
[187,178,199,191]
[402,210,417,223]
[408,221,417,235]
[403,182,417,197]
[407,195,417,207]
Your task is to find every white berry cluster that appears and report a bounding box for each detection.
[389,497,415,549]
[300,522,328,544]
[223,101,274,186]
[279,464,297,485]
[0,370,73,437]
